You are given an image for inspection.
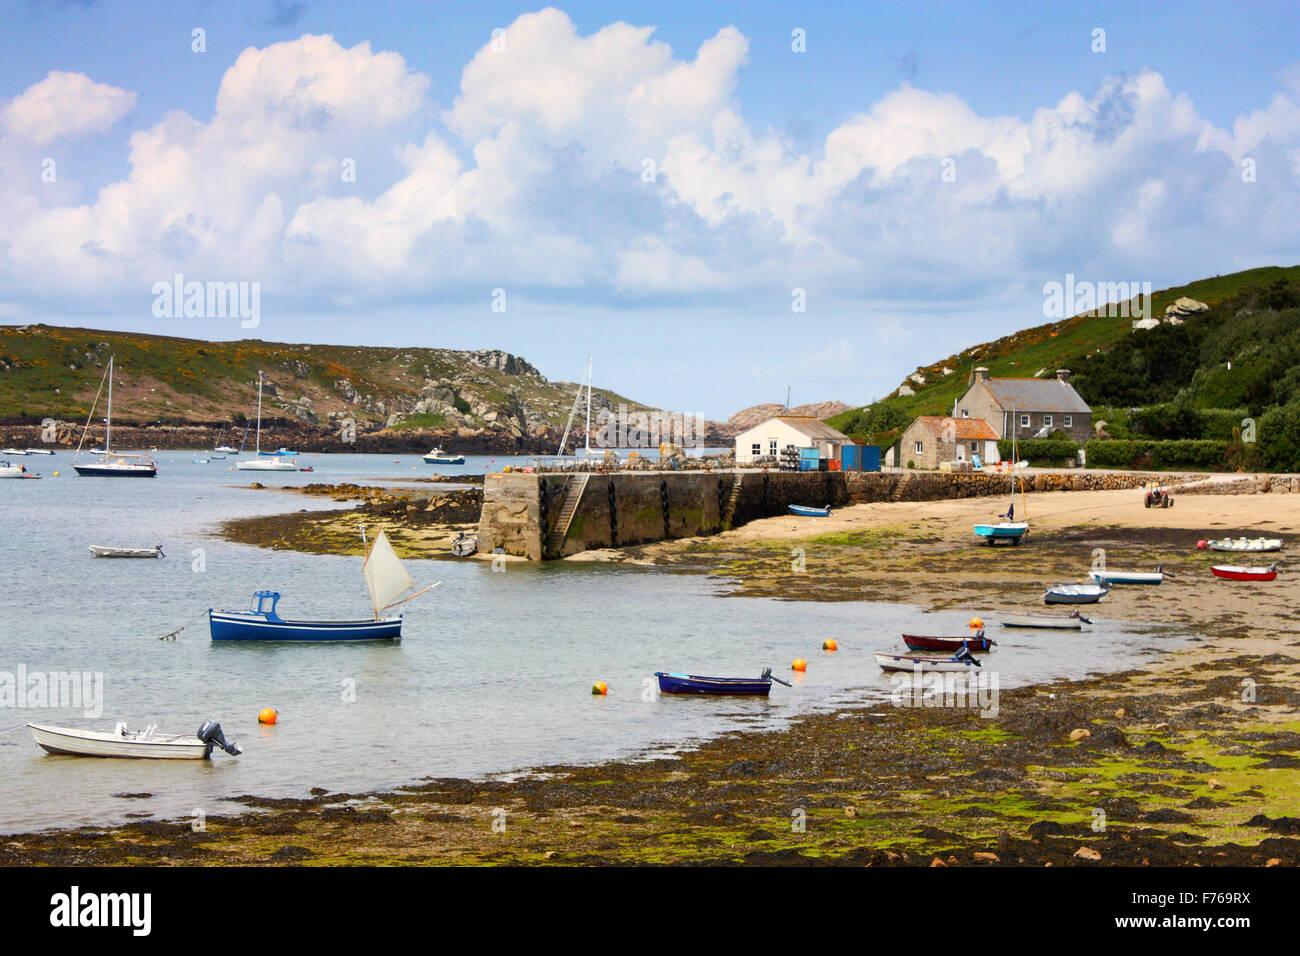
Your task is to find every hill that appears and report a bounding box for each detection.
[0,325,648,449]
[828,265,1300,468]
[711,400,853,440]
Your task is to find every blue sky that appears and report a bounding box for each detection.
[1,1,1297,417]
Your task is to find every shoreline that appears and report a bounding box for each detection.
[6,486,1299,865]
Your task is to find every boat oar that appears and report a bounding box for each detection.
[761,667,793,687]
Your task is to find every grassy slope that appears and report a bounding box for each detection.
[0,325,643,426]
[828,265,1300,431]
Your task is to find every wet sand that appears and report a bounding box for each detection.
[5,483,1298,865]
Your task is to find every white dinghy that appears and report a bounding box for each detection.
[28,720,241,760]
[89,545,164,559]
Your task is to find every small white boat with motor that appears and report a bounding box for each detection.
[1088,566,1165,586]
[0,461,40,479]
[875,646,982,673]
[1001,610,1092,629]
[24,448,55,455]
[1045,582,1109,604]
[27,720,241,759]
[1199,537,1283,553]
[89,544,164,559]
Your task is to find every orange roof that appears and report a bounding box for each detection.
[910,416,999,441]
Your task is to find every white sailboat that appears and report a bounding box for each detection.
[236,371,297,472]
[72,356,157,477]
[556,356,605,462]
[974,405,1027,543]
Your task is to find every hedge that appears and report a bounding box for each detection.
[1084,439,1230,470]
[997,437,1079,465]
[1128,404,1250,441]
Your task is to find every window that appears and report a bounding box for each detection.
[1020,414,1030,428]
[961,408,969,418]
[915,441,923,454]
[1043,415,1052,428]
[970,442,978,452]
[1063,415,1072,428]
[768,439,778,457]
[750,443,761,458]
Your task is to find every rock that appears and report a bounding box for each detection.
[1073,846,1101,861]
[1114,708,1126,719]
[1153,722,1171,732]
[973,851,1000,863]
[929,856,946,867]
[897,385,915,397]
[1069,728,1092,741]
[844,806,857,819]
[1266,858,1281,867]
[1208,778,1224,790]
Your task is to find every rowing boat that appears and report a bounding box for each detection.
[1000,611,1090,629]
[89,545,163,558]
[1088,568,1164,585]
[1044,583,1109,604]
[875,648,982,673]
[28,720,241,759]
[902,632,996,653]
[788,504,831,517]
[1199,537,1283,553]
[1211,564,1278,582]
[655,668,788,696]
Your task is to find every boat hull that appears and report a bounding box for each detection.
[974,522,1028,543]
[1044,585,1109,604]
[1088,570,1163,585]
[209,610,402,642]
[654,672,772,696]
[235,459,297,472]
[72,463,156,477]
[1206,538,1282,553]
[1211,565,1278,582]
[1000,614,1084,629]
[89,546,162,558]
[28,724,208,759]
[788,505,831,517]
[903,633,995,652]
[875,653,982,673]
[423,456,465,465]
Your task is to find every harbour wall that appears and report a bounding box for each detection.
[476,469,1177,560]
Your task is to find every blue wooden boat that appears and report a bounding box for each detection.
[788,504,831,517]
[210,591,403,642]
[973,521,1028,543]
[655,667,788,696]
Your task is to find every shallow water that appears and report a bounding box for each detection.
[0,450,1186,833]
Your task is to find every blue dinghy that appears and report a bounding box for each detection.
[788,504,831,517]
[655,667,790,696]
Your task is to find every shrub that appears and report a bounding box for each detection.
[1084,439,1230,470]
[997,437,1079,466]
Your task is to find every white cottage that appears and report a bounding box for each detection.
[733,416,852,465]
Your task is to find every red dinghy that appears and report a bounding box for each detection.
[903,631,996,653]
[1211,564,1278,582]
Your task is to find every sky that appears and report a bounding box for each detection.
[0,0,1297,419]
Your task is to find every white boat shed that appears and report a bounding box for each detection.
[734,416,852,465]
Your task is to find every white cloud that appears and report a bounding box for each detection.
[0,70,136,145]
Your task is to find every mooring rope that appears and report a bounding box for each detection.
[159,609,210,641]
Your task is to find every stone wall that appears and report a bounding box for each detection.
[476,468,1185,559]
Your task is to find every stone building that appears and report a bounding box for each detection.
[953,368,1092,445]
[897,416,1000,469]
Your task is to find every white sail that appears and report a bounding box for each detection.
[362,530,415,618]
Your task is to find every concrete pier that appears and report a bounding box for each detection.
[475,468,1170,560]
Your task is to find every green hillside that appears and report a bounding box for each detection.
[0,325,645,438]
[829,265,1300,467]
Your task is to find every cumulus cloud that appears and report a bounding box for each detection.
[0,11,1297,319]
[1,70,135,145]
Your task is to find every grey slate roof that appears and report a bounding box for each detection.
[981,379,1091,414]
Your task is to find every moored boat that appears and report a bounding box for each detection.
[973,521,1029,543]
[23,448,55,455]
[1199,537,1283,553]
[654,667,790,696]
[236,372,298,472]
[1211,564,1279,582]
[875,647,982,673]
[1088,567,1164,586]
[0,462,40,479]
[423,447,465,465]
[71,356,158,477]
[28,720,240,760]
[788,504,831,517]
[451,531,478,557]
[1044,583,1109,604]
[89,544,163,559]
[903,632,996,653]
[1000,610,1090,629]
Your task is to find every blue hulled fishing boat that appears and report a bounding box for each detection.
[209,529,437,642]
[654,668,790,696]
[788,504,831,517]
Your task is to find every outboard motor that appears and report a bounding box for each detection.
[954,645,981,667]
[197,720,242,757]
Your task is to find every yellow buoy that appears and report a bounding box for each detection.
[258,707,278,725]
[969,617,984,630]
[53,471,59,476]
[591,681,608,696]
[822,639,837,651]
[792,659,807,672]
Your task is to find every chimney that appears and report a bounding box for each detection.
[1056,369,1071,383]
[971,367,990,384]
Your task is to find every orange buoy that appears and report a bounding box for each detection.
[822,639,837,651]
[969,617,983,630]
[792,659,807,672]
[258,707,278,725]
[591,681,608,696]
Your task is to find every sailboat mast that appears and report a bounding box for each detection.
[584,355,592,457]
[105,356,113,454]
[255,371,263,454]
